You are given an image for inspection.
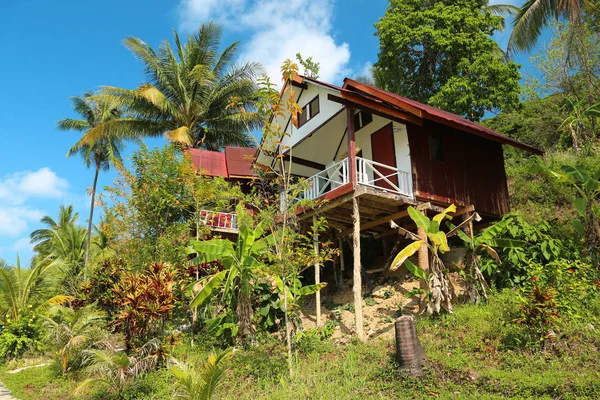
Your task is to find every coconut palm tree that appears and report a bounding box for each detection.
[43,304,105,373]
[0,256,63,324]
[105,22,262,150]
[169,349,232,400]
[76,338,161,396]
[509,0,594,53]
[57,93,126,269]
[30,206,88,294]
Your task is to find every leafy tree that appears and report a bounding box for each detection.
[43,304,105,373]
[482,94,567,151]
[295,53,320,79]
[106,23,262,149]
[374,0,521,121]
[169,349,231,400]
[30,206,87,295]
[58,92,127,269]
[102,144,240,267]
[509,0,593,53]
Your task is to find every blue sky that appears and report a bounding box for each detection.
[0,0,545,265]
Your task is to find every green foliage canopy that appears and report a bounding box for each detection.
[375,0,521,121]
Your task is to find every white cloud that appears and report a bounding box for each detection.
[178,0,351,83]
[0,167,69,206]
[0,168,69,239]
[0,207,45,237]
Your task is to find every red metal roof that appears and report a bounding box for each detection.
[186,147,258,178]
[341,78,543,155]
[187,148,228,177]
[224,146,258,177]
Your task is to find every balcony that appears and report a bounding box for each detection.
[294,156,412,202]
[199,210,238,232]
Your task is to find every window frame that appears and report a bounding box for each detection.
[298,95,320,128]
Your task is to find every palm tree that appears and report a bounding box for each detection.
[76,339,160,396]
[57,93,126,269]
[105,22,262,149]
[169,349,232,400]
[509,0,594,53]
[0,256,63,324]
[43,304,105,373]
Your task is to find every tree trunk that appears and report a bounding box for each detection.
[352,197,365,341]
[85,162,101,274]
[236,290,255,342]
[313,215,321,327]
[395,315,425,375]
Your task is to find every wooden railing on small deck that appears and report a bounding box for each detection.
[199,210,238,231]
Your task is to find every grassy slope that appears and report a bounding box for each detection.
[2,291,599,399]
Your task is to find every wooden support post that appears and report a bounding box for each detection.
[352,197,365,341]
[338,236,345,287]
[417,209,429,312]
[346,106,357,186]
[313,216,321,328]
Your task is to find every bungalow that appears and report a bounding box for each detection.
[254,74,541,336]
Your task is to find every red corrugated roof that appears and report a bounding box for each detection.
[225,146,258,177]
[341,78,543,155]
[187,148,228,178]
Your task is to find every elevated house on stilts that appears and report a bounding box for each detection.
[254,74,542,339]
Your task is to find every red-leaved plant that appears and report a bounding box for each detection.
[111,263,176,351]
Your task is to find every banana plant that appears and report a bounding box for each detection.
[446,219,526,303]
[390,205,488,314]
[187,204,269,343]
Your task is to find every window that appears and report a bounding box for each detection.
[428,133,445,162]
[353,111,373,131]
[298,96,320,127]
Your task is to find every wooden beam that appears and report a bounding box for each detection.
[343,78,424,118]
[338,237,345,287]
[329,93,422,127]
[347,106,357,186]
[281,154,325,171]
[452,205,475,219]
[297,187,365,221]
[339,209,410,237]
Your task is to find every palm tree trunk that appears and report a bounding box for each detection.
[85,162,100,273]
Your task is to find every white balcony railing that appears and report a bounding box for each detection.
[295,158,349,202]
[356,157,412,197]
[200,210,238,230]
[291,156,412,203]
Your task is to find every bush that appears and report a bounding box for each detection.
[0,313,45,361]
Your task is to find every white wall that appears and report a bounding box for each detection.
[279,83,343,151]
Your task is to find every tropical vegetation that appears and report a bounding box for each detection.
[1,1,600,399]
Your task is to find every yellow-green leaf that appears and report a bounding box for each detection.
[390,240,424,271]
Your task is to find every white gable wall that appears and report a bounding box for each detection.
[280,82,343,152]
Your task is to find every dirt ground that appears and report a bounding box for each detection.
[300,265,467,342]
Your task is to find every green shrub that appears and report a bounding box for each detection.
[0,312,45,361]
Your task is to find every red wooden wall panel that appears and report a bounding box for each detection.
[406,120,509,217]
